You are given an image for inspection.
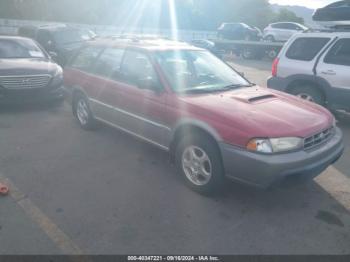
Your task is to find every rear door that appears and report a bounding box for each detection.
[278,36,332,78]
[97,48,169,149]
[284,23,300,40]
[317,38,350,109]
[87,47,126,123]
[272,23,289,41]
[64,45,103,97]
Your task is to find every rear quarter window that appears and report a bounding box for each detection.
[286,37,330,61]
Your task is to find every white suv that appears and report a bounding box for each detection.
[263,22,308,42]
[268,31,350,113]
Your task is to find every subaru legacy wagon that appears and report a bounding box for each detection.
[64,36,344,194]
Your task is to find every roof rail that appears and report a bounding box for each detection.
[37,23,67,28]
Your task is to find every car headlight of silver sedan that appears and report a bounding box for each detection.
[247,137,303,153]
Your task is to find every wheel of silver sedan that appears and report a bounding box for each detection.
[76,99,89,125]
[182,146,212,186]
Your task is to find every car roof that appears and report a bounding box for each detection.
[86,36,204,52]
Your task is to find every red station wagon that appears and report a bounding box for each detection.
[64,36,344,194]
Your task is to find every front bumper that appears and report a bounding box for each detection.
[0,85,64,105]
[220,127,344,188]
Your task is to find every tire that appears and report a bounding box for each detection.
[267,49,278,60]
[175,134,225,194]
[265,35,275,42]
[289,85,325,106]
[72,93,96,130]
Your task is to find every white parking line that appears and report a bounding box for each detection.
[0,173,84,255]
[316,166,350,210]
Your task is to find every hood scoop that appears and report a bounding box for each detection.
[248,94,276,103]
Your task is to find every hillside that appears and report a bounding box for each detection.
[271,4,319,27]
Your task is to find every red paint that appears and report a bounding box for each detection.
[64,46,333,148]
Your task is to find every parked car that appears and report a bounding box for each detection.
[190,39,225,59]
[64,37,344,194]
[268,32,350,114]
[217,23,261,41]
[18,24,96,66]
[0,36,64,105]
[263,22,308,42]
[313,1,350,27]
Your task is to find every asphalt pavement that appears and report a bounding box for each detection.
[0,58,349,255]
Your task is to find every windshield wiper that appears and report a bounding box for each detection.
[181,83,256,94]
[222,83,256,90]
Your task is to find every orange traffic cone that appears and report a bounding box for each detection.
[0,183,9,196]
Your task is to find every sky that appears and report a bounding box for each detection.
[269,0,337,9]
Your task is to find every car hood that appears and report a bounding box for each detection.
[178,87,333,145]
[0,58,58,75]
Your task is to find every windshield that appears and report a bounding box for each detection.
[0,38,45,59]
[155,50,251,93]
[53,29,94,45]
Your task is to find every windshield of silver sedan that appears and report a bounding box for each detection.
[155,50,251,93]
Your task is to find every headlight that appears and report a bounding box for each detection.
[51,66,63,86]
[247,137,303,153]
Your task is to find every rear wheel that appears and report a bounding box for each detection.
[267,49,278,60]
[176,134,225,194]
[290,85,325,106]
[73,93,96,130]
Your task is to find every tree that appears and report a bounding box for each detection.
[0,0,304,30]
[272,8,304,24]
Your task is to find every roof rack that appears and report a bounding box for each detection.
[307,25,350,33]
[100,34,172,42]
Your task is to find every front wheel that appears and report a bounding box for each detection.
[290,86,325,106]
[176,134,225,194]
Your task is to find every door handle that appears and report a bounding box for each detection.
[321,70,336,76]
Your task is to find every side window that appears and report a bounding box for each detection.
[273,23,286,29]
[286,37,330,61]
[70,46,102,72]
[120,50,159,88]
[285,23,297,30]
[324,39,350,66]
[93,48,125,78]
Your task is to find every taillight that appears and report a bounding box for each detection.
[272,58,279,77]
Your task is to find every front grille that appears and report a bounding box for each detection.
[0,75,52,90]
[304,127,334,150]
